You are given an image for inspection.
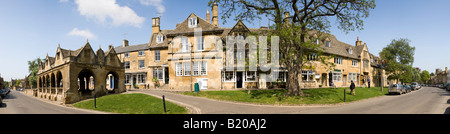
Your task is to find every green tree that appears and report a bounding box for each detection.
[420,70,430,84]
[380,38,415,83]
[211,0,376,96]
[27,58,42,89]
[14,79,22,87]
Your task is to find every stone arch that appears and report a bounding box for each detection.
[77,69,95,96]
[105,71,119,93]
[56,71,63,88]
[51,73,56,88]
[46,74,50,88]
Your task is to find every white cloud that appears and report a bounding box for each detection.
[59,0,69,3]
[139,0,165,16]
[67,28,96,39]
[75,0,145,28]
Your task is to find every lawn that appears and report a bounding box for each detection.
[73,93,188,114]
[183,87,389,105]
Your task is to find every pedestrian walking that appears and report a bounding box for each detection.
[350,80,356,96]
[362,79,365,88]
[368,78,371,88]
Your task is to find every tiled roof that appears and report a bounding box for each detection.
[166,13,223,36]
[114,43,149,54]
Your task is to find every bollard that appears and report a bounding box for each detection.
[344,89,346,102]
[94,93,97,108]
[162,95,167,114]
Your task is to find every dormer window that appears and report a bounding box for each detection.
[348,48,353,54]
[156,35,163,43]
[188,17,198,28]
[325,41,330,47]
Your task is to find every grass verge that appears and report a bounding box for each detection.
[73,93,188,114]
[183,87,389,105]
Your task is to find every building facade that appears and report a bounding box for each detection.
[37,42,126,104]
[114,3,387,91]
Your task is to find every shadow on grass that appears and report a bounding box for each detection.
[243,89,287,99]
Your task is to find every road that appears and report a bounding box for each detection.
[297,87,450,114]
[0,91,102,114]
[132,86,450,114]
[1,87,449,114]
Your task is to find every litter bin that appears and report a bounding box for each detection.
[194,83,200,93]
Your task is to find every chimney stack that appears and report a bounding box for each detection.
[152,17,160,34]
[355,36,363,46]
[212,2,219,27]
[123,39,129,47]
[206,9,211,23]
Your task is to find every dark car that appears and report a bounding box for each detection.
[1,88,10,99]
[0,89,3,107]
[444,83,450,91]
[404,85,412,93]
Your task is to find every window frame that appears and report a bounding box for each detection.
[325,41,331,47]
[137,73,146,84]
[332,72,342,82]
[200,61,207,75]
[197,36,204,51]
[334,57,343,64]
[222,71,235,82]
[301,71,315,82]
[125,61,130,69]
[352,60,358,67]
[176,62,183,76]
[156,35,163,44]
[125,74,131,85]
[181,37,189,52]
[138,60,145,69]
[188,17,198,28]
[245,71,257,82]
[155,50,160,61]
[183,62,191,76]
[138,51,145,56]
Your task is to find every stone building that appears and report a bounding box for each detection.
[115,40,151,89]
[37,42,126,104]
[114,2,386,91]
[431,68,448,85]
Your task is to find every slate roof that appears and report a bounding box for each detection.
[166,13,223,36]
[114,43,149,54]
[148,30,173,49]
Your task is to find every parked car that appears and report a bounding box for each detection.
[438,84,444,88]
[411,82,420,90]
[444,83,450,91]
[389,84,406,95]
[404,85,412,93]
[1,88,9,98]
[0,89,3,107]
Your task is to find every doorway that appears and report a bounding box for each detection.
[236,72,243,88]
[164,67,169,84]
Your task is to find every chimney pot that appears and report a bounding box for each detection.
[123,39,129,47]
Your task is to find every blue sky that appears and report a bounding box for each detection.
[0,0,449,80]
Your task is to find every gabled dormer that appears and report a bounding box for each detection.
[105,45,121,67]
[75,41,97,64]
[229,20,250,39]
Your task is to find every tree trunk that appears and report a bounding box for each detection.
[286,66,304,96]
